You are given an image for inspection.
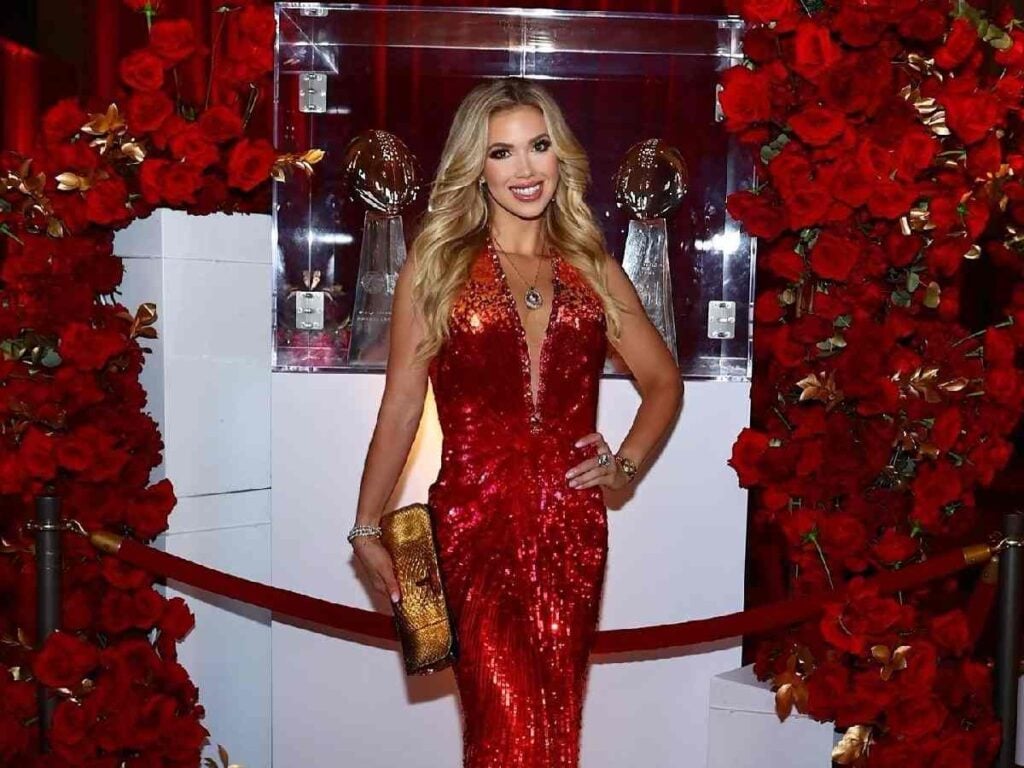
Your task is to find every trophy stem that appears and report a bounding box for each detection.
[347,211,407,366]
[621,219,678,362]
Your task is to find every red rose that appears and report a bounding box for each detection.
[736,0,797,26]
[728,427,771,486]
[760,237,804,280]
[996,29,1024,66]
[140,159,204,206]
[718,65,773,131]
[779,507,819,546]
[790,21,840,82]
[898,6,949,42]
[61,588,94,630]
[42,98,87,146]
[943,92,1002,145]
[829,159,872,208]
[226,138,276,192]
[872,527,918,565]
[931,409,962,451]
[820,54,887,116]
[132,587,165,628]
[237,5,276,47]
[727,189,786,239]
[59,321,127,370]
[819,513,867,557]
[198,105,243,144]
[159,597,196,640]
[754,291,785,323]
[101,556,152,590]
[809,230,859,281]
[784,182,832,229]
[169,124,220,170]
[789,106,846,146]
[741,27,779,63]
[912,461,963,529]
[163,161,204,205]
[934,18,979,71]
[126,89,174,133]
[833,6,883,47]
[887,695,948,738]
[55,429,94,472]
[927,235,971,278]
[804,662,849,721]
[966,134,1003,178]
[19,426,57,480]
[129,478,176,539]
[895,129,939,178]
[33,630,100,688]
[149,19,197,64]
[929,609,970,655]
[84,177,131,227]
[866,181,917,220]
[985,368,1021,407]
[119,49,166,91]
[50,700,90,752]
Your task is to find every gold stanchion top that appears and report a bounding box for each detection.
[89,531,124,555]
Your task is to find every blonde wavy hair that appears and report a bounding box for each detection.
[409,77,626,367]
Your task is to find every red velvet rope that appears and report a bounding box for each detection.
[91,533,992,656]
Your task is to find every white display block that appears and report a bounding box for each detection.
[116,210,273,768]
[708,665,837,768]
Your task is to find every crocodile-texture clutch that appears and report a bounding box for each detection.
[379,502,459,675]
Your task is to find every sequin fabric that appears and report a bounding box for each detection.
[427,240,609,768]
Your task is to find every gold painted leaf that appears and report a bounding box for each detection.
[832,724,872,764]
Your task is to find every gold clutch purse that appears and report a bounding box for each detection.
[379,502,459,675]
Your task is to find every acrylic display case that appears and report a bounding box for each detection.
[273,3,754,379]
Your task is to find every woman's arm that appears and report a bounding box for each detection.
[353,252,432,526]
[603,252,684,474]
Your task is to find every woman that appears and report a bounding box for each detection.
[348,78,682,767]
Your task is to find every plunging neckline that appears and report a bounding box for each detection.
[488,241,560,421]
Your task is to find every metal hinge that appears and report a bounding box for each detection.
[296,291,325,330]
[298,72,327,113]
[299,6,328,17]
[708,300,736,339]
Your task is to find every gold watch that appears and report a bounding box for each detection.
[614,453,638,482]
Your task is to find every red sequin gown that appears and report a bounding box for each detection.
[427,240,609,768]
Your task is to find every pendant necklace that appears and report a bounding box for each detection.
[492,236,547,310]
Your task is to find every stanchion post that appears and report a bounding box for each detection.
[995,511,1023,768]
[34,494,62,753]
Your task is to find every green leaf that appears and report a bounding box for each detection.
[39,349,61,368]
[891,289,912,307]
[906,272,921,292]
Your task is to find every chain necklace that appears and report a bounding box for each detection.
[491,236,548,310]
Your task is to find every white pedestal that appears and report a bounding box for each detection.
[116,209,273,768]
[708,665,837,768]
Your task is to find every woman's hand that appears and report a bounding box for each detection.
[565,431,631,491]
[351,536,402,604]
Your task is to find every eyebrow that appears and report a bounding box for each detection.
[487,133,551,150]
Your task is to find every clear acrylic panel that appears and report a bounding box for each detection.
[273,3,754,380]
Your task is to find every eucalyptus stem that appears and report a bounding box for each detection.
[811,534,835,590]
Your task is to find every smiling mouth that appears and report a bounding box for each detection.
[509,182,542,201]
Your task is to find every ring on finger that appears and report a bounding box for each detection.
[596,451,611,468]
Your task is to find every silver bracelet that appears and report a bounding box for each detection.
[347,524,382,545]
